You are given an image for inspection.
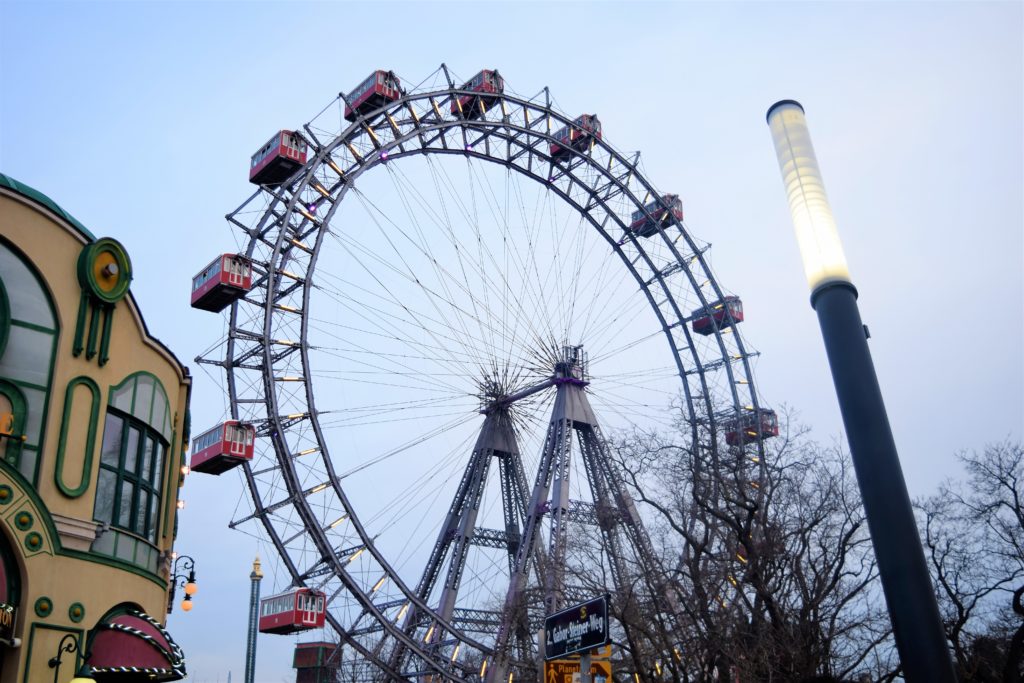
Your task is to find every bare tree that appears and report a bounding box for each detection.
[919,441,1024,682]
[605,409,896,682]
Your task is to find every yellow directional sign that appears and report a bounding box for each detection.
[544,657,612,683]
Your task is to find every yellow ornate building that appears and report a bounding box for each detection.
[0,174,191,682]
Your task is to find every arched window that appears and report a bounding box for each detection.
[0,239,59,484]
[91,373,172,572]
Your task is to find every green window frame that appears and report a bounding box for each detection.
[93,410,166,544]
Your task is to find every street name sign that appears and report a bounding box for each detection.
[543,594,610,660]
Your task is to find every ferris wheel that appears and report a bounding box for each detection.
[193,65,774,682]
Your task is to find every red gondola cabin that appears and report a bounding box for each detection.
[190,421,255,475]
[344,70,401,122]
[191,254,253,312]
[451,69,504,119]
[250,131,308,186]
[691,296,744,336]
[260,588,327,634]
[629,194,684,238]
[550,114,602,161]
[725,408,779,446]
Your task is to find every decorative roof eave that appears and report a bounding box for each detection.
[0,173,96,242]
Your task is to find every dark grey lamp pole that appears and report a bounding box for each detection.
[766,100,956,682]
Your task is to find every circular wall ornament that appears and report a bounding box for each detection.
[34,596,52,617]
[68,602,85,623]
[24,532,42,551]
[77,238,132,304]
[13,511,32,530]
[0,486,13,505]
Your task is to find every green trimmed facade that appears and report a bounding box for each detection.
[0,175,192,682]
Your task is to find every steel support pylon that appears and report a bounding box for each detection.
[389,407,528,676]
[487,349,678,683]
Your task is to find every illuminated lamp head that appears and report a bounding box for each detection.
[766,100,852,295]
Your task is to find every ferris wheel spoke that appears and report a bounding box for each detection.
[309,281,509,381]
[425,158,559,356]
[384,162,496,359]
[320,232,491,380]
[319,221,547,384]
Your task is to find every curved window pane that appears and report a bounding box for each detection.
[141,436,154,482]
[136,490,149,537]
[148,493,158,543]
[100,415,123,466]
[95,469,116,524]
[151,388,168,439]
[133,376,154,424]
[153,442,164,489]
[124,426,140,474]
[0,246,56,328]
[118,480,134,528]
[0,326,54,386]
[110,381,133,413]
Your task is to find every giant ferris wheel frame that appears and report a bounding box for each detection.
[200,65,770,681]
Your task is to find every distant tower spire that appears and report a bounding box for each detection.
[244,555,263,683]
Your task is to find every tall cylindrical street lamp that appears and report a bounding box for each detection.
[244,555,263,683]
[766,100,955,681]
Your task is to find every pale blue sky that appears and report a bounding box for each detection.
[2,2,1021,681]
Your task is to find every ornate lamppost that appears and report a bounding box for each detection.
[167,554,198,614]
[766,99,955,681]
[48,633,94,683]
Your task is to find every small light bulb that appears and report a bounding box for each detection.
[177,500,186,510]
[185,581,198,596]
[181,598,193,612]
[180,465,190,476]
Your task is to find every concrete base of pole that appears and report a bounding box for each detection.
[811,281,955,682]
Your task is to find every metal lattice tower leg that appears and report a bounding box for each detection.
[388,408,526,676]
[486,347,679,683]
